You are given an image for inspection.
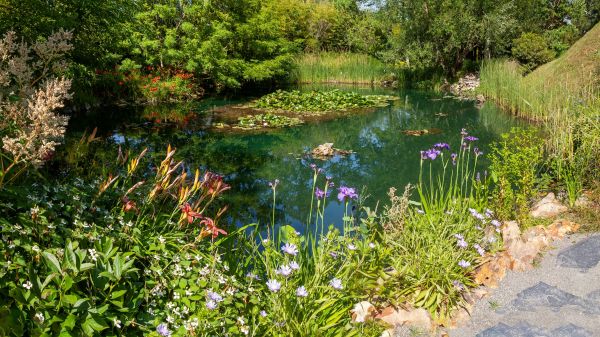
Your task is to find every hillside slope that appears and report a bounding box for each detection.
[525,22,600,93]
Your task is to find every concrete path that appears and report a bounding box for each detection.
[449,233,600,337]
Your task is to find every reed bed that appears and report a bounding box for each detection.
[291,52,388,84]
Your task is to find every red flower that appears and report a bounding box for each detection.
[122,196,137,212]
[200,217,227,239]
[181,203,202,224]
[150,87,158,92]
[118,81,124,86]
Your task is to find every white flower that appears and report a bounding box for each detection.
[347,243,356,251]
[114,318,122,328]
[329,278,343,290]
[368,242,376,249]
[23,281,33,290]
[34,312,44,323]
[241,325,249,335]
[260,310,267,317]
[237,316,245,325]
[276,265,293,277]
[296,286,308,297]
[289,261,300,270]
[32,245,40,253]
[88,249,98,261]
[281,243,298,256]
[158,236,166,244]
[266,279,281,292]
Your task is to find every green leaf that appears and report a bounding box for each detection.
[110,289,127,299]
[42,252,62,274]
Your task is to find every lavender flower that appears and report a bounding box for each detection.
[281,243,298,256]
[266,279,281,293]
[451,153,458,165]
[457,239,468,249]
[491,220,501,228]
[330,278,343,290]
[157,323,171,337]
[434,143,451,151]
[458,260,471,268]
[296,286,308,297]
[469,208,485,221]
[289,261,300,270]
[474,244,485,256]
[207,290,223,303]
[347,243,356,251]
[315,188,326,200]
[260,310,267,317]
[452,280,465,291]
[337,186,358,202]
[485,209,494,217]
[453,233,465,240]
[329,251,338,258]
[276,265,293,278]
[422,148,441,160]
[206,300,218,310]
[465,136,479,142]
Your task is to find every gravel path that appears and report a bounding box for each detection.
[449,233,600,337]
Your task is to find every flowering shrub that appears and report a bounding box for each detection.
[95,66,200,104]
[0,30,73,187]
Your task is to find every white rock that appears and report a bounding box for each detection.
[530,192,568,218]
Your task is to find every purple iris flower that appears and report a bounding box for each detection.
[434,143,451,151]
[422,148,441,160]
[465,136,479,142]
[315,188,326,200]
[337,186,358,202]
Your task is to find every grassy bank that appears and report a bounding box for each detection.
[291,52,389,85]
[479,22,600,204]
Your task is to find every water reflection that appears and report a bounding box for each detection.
[63,87,522,231]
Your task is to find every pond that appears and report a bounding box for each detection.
[62,85,522,231]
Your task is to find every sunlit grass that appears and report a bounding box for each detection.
[292,52,389,84]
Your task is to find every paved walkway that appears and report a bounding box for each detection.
[449,233,600,337]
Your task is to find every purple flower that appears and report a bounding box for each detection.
[474,244,485,256]
[157,323,171,337]
[329,251,338,258]
[469,208,485,221]
[206,300,217,310]
[266,279,281,293]
[491,220,501,227]
[337,186,358,202]
[422,148,441,160]
[434,143,451,151]
[310,163,317,170]
[465,136,479,142]
[289,261,300,270]
[207,290,223,302]
[451,153,458,165]
[452,280,465,291]
[474,147,483,156]
[296,286,308,297]
[347,243,356,251]
[458,260,471,268]
[281,243,298,256]
[457,239,468,249]
[485,209,494,217]
[260,310,267,317]
[276,265,293,278]
[330,278,343,290]
[461,128,469,137]
[453,233,464,240]
[315,188,326,200]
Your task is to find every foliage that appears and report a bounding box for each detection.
[489,128,543,222]
[511,33,555,71]
[236,114,303,130]
[381,130,501,318]
[0,30,73,187]
[251,89,394,113]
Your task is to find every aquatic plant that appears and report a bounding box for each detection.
[251,89,395,114]
[236,113,303,129]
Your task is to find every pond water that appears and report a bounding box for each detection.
[63,85,522,231]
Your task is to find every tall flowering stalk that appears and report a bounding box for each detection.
[0,30,73,188]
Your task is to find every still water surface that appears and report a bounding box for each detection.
[66,85,522,231]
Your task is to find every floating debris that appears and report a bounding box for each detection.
[402,128,443,136]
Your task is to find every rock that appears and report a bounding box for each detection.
[449,73,480,97]
[575,195,592,208]
[310,143,352,160]
[351,301,376,323]
[530,192,568,218]
[377,307,433,332]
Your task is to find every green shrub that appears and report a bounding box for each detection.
[511,32,556,71]
[489,128,543,222]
